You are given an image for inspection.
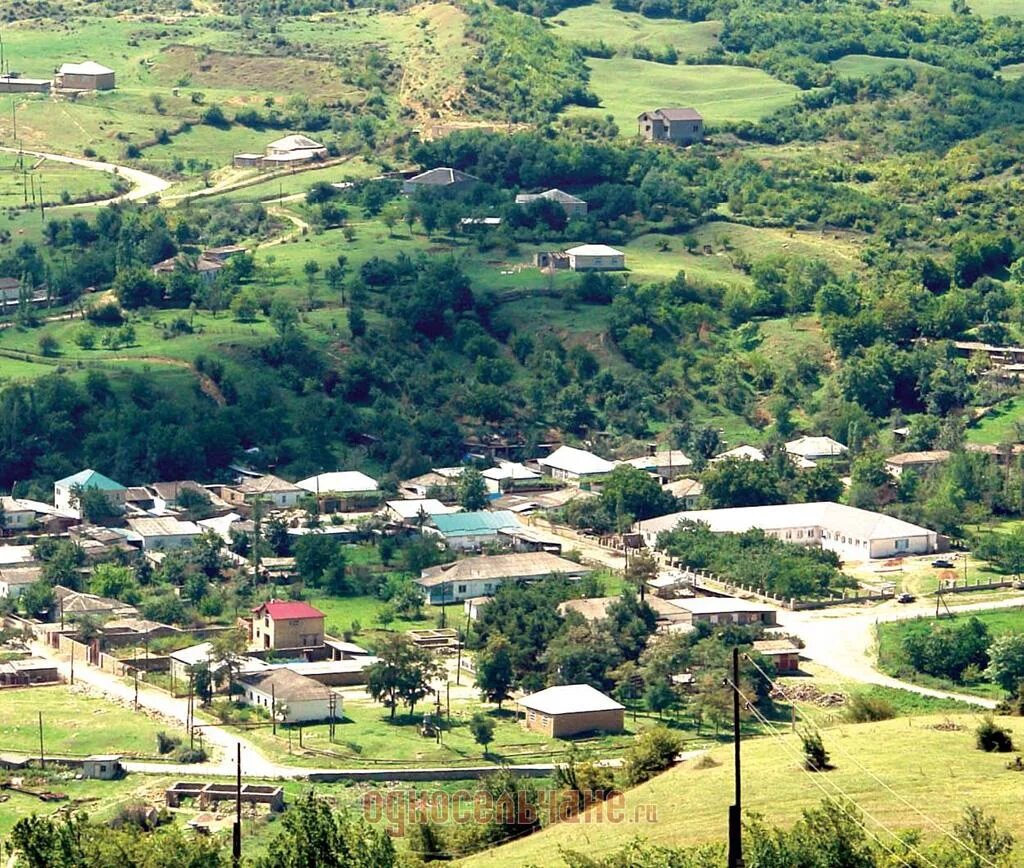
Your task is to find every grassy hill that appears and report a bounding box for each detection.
[460,713,1024,866]
[550,2,720,57]
[831,54,941,78]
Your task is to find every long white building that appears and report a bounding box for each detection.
[635,501,940,561]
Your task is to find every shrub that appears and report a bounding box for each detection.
[172,746,209,764]
[623,726,684,785]
[844,693,896,724]
[155,731,181,755]
[801,728,831,771]
[85,301,124,326]
[976,716,1014,753]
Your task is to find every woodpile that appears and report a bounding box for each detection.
[771,683,845,707]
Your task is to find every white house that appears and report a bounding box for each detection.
[619,450,692,482]
[0,565,42,599]
[416,551,590,604]
[539,445,615,484]
[565,244,625,272]
[127,516,203,551]
[515,189,587,217]
[384,499,460,524]
[230,475,304,508]
[885,450,952,478]
[426,510,520,551]
[664,478,703,509]
[1,496,37,531]
[785,436,848,462]
[481,462,540,493]
[296,471,378,497]
[712,445,766,463]
[635,501,940,561]
[238,668,336,723]
[54,469,126,518]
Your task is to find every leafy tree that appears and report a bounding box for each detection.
[176,485,214,519]
[701,458,785,508]
[986,634,1024,694]
[256,791,396,868]
[211,627,248,696]
[457,467,488,511]
[19,580,54,619]
[800,728,831,771]
[475,635,514,708]
[366,633,442,720]
[89,563,139,603]
[190,530,225,578]
[623,726,683,785]
[73,485,122,525]
[599,465,677,522]
[623,549,658,601]
[469,712,496,757]
[112,267,163,309]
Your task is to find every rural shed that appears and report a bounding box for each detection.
[56,61,115,90]
[517,684,624,738]
[565,244,625,272]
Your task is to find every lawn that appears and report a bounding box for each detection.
[465,713,1024,866]
[967,396,1024,445]
[551,3,721,57]
[309,594,438,636]
[876,607,1024,699]
[830,54,940,77]
[567,59,801,132]
[0,685,184,758]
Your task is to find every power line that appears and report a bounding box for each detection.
[730,680,940,868]
[745,656,997,868]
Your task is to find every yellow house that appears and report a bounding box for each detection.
[251,600,325,650]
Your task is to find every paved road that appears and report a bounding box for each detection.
[781,594,1024,709]
[0,147,170,206]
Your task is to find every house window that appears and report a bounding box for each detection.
[528,711,536,721]
[895,539,909,551]
[541,716,550,726]
[484,583,493,592]
[785,531,792,540]
[796,530,803,539]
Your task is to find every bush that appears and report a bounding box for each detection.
[976,716,1014,753]
[155,731,181,755]
[623,726,683,785]
[844,693,896,724]
[172,746,209,764]
[801,728,831,771]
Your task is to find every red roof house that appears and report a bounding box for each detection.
[251,599,325,650]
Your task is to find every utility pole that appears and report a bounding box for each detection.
[38,711,44,769]
[727,646,744,868]
[134,666,139,710]
[69,643,74,685]
[271,683,276,736]
[440,579,447,629]
[188,673,195,749]
[232,742,242,867]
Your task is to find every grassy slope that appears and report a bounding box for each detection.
[831,54,941,77]
[876,607,1024,700]
[910,0,1024,15]
[462,713,1024,867]
[550,3,720,55]
[967,396,1024,445]
[567,59,800,133]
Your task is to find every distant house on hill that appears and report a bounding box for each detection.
[517,684,624,737]
[233,134,327,169]
[713,445,766,463]
[565,244,625,272]
[402,167,479,194]
[56,61,115,90]
[54,469,126,518]
[152,254,225,285]
[785,435,848,463]
[638,107,703,144]
[884,450,951,478]
[515,188,588,217]
[539,445,615,484]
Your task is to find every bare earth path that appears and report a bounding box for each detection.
[0,147,171,205]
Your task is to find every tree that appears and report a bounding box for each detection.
[211,627,248,696]
[475,635,514,708]
[270,296,299,337]
[113,267,163,308]
[457,467,488,511]
[89,563,139,602]
[72,485,122,525]
[38,333,59,357]
[366,633,442,720]
[469,711,496,757]
[19,580,54,619]
[599,465,677,521]
[177,485,214,519]
[701,458,785,508]
[256,791,396,868]
[190,530,225,578]
[623,726,683,785]
[801,727,831,771]
[623,549,658,600]
[986,633,1024,694]
[644,679,677,719]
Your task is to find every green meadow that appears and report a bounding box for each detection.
[551,3,721,56]
[831,54,941,77]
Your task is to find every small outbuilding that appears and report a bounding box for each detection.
[753,638,801,674]
[56,61,115,90]
[517,684,624,738]
[82,755,123,779]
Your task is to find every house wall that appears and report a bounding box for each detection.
[690,610,778,627]
[140,533,200,552]
[666,118,703,143]
[54,484,126,516]
[253,615,325,650]
[3,509,35,529]
[243,686,334,722]
[60,72,115,90]
[441,532,502,551]
[522,707,624,737]
[0,79,50,93]
[568,253,625,272]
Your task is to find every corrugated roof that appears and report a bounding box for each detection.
[418,552,587,587]
[885,450,951,466]
[55,468,124,491]
[59,61,114,76]
[406,167,478,186]
[296,471,378,494]
[518,684,623,716]
[647,107,702,121]
[386,499,459,519]
[430,510,520,536]
[565,244,623,257]
[240,668,332,702]
[127,516,202,537]
[539,445,615,476]
[267,134,324,151]
[252,599,324,621]
[785,436,848,458]
[235,475,303,496]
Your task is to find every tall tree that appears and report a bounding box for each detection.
[475,635,514,709]
[366,634,442,720]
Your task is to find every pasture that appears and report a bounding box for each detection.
[551,3,721,57]
[966,395,1024,445]
[831,54,940,77]
[567,59,800,132]
[911,0,1024,16]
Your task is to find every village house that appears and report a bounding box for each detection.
[753,638,801,673]
[54,586,138,621]
[636,501,941,561]
[481,461,541,493]
[665,596,779,627]
[565,244,625,272]
[251,600,325,650]
[559,594,691,630]
[383,498,460,525]
[1,496,38,531]
[0,565,43,599]
[0,657,60,686]
[416,551,590,604]
[56,61,115,90]
[126,516,203,551]
[619,449,692,482]
[426,510,520,551]
[399,470,457,499]
[884,450,952,478]
[82,755,123,779]
[296,471,379,512]
[54,469,126,518]
[539,445,615,484]
[664,478,703,509]
[169,641,218,684]
[233,135,327,169]
[0,74,51,93]
[517,684,625,738]
[637,107,704,144]
[515,188,588,217]
[402,167,479,194]
[226,475,305,509]
[785,435,848,463]
[263,657,378,687]
[238,668,337,723]
[143,481,214,514]
[152,254,225,285]
[713,445,766,463]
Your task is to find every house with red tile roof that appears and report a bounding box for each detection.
[251,599,325,650]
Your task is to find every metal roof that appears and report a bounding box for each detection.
[430,510,520,536]
[518,684,623,716]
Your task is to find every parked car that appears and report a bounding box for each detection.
[897,593,916,603]
[931,558,954,569]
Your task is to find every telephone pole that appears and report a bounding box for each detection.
[727,646,744,868]
[233,742,242,867]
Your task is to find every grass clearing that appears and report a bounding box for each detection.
[831,54,941,77]
[999,62,1024,81]
[465,713,1024,866]
[910,0,1024,16]
[567,59,800,133]
[967,395,1024,445]
[0,685,184,757]
[0,151,119,208]
[551,3,720,57]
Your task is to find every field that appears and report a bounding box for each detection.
[567,59,800,132]
[910,0,1024,16]
[876,607,1024,699]
[830,54,940,77]
[464,712,1024,866]
[551,3,720,56]
[0,684,184,758]
[1000,62,1024,81]
[966,396,1024,445]
[0,151,119,208]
